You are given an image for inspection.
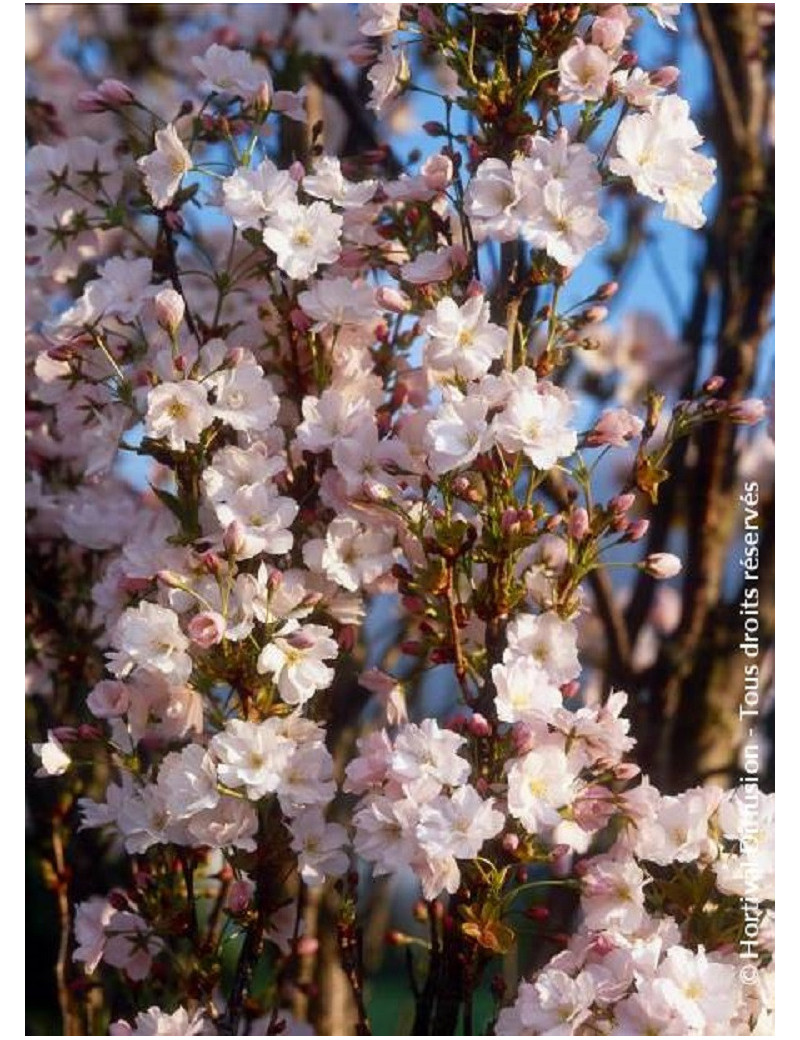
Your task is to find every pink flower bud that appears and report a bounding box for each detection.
[501,507,520,535]
[728,398,766,425]
[97,78,135,106]
[75,91,106,113]
[226,878,254,914]
[594,280,619,301]
[703,374,726,394]
[584,305,608,324]
[225,346,245,368]
[338,625,357,652]
[155,288,185,333]
[511,722,536,756]
[376,286,412,313]
[418,6,440,31]
[587,408,644,448]
[223,521,247,556]
[650,64,680,88]
[468,713,492,737]
[560,679,580,700]
[188,611,225,648]
[87,680,130,719]
[591,932,617,955]
[290,307,312,332]
[642,552,682,579]
[611,492,636,514]
[51,726,78,742]
[591,15,627,52]
[289,160,306,182]
[164,210,184,232]
[421,153,454,191]
[613,762,641,781]
[569,508,589,540]
[254,79,272,110]
[626,518,650,542]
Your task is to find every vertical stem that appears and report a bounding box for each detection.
[51,818,78,1036]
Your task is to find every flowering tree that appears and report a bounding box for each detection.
[26,3,774,1036]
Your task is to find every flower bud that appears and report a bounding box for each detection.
[468,713,492,737]
[594,280,619,301]
[421,153,453,191]
[728,398,766,425]
[97,78,135,106]
[650,65,680,88]
[75,91,106,113]
[223,521,247,557]
[376,286,412,313]
[584,305,608,324]
[254,78,272,111]
[703,374,726,394]
[188,611,225,648]
[642,552,682,579]
[226,878,254,914]
[155,288,185,334]
[626,518,650,542]
[568,507,589,540]
[611,492,636,514]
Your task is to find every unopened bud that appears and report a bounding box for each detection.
[703,374,726,394]
[223,521,247,556]
[611,492,636,514]
[225,346,245,368]
[188,611,225,648]
[584,305,608,324]
[568,507,589,540]
[650,65,680,88]
[97,78,135,106]
[642,552,682,579]
[594,280,619,301]
[290,307,312,332]
[626,518,650,542]
[376,286,411,313]
[155,288,185,334]
[226,878,254,914]
[75,91,106,113]
[728,398,766,425]
[468,713,491,737]
[254,78,272,110]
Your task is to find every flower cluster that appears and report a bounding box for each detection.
[25,4,771,1036]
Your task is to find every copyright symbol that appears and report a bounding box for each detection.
[740,964,758,986]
